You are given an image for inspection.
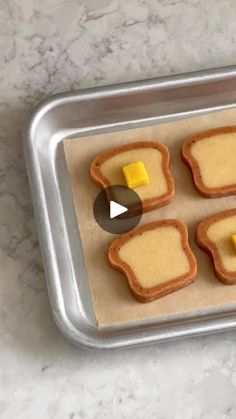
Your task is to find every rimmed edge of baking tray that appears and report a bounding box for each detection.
[24,66,236,349]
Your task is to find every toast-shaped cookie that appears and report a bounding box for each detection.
[90,141,175,213]
[197,208,236,284]
[182,126,236,197]
[108,220,197,302]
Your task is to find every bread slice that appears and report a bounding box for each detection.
[108,220,197,302]
[90,141,175,213]
[182,126,236,197]
[197,208,236,284]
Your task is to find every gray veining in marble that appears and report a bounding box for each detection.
[1,0,236,418]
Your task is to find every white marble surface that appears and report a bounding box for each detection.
[1,0,236,418]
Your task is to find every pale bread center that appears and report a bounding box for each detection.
[207,215,236,272]
[191,133,236,188]
[100,148,168,200]
[118,226,190,288]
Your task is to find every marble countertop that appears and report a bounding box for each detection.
[1,0,236,418]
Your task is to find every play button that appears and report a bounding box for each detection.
[93,185,143,234]
[110,201,128,219]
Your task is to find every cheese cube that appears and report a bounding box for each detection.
[231,234,236,250]
[122,161,149,189]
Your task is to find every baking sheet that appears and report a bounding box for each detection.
[64,108,236,327]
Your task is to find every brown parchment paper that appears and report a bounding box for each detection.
[64,108,236,327]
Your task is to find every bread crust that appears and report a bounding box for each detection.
[182,125,236,198]
[90,141,175,213]
[197,208,236,284]
[108,220,197,303]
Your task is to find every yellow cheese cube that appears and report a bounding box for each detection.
[122,160,150,189]
[231,234,236,250]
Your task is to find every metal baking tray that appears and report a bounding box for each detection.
[24,66,236,349]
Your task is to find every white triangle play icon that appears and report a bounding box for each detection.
[110,200,128,219]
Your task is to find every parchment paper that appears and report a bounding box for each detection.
[64,108,236,327]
